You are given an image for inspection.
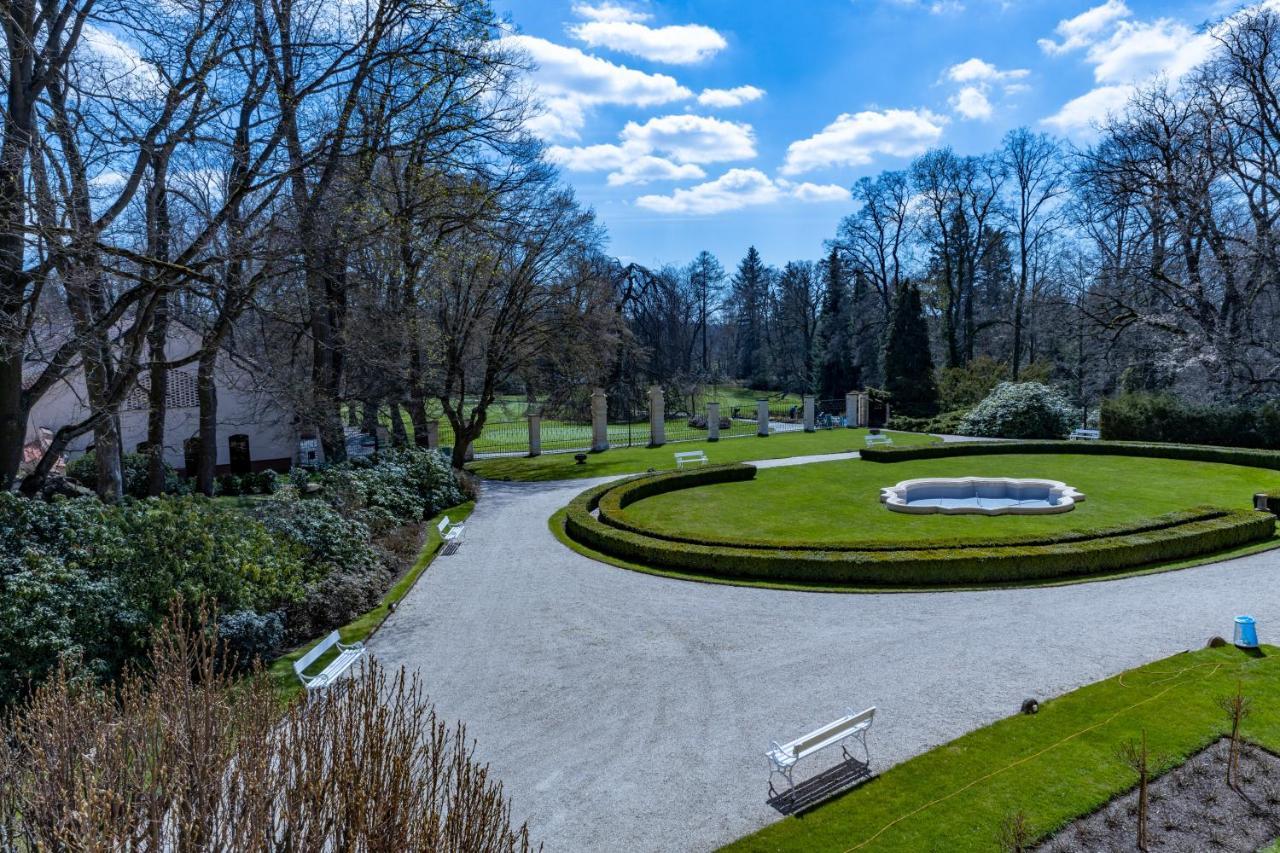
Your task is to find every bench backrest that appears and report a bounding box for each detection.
[294,631,341,675]
[437,516,452,534]
[675,451,705,459]
[793,707,876,756]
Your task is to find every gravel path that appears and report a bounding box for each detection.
[371,460,1280,853]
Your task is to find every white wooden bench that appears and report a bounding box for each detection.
[767,706,875,797]
[864,434,894,447]
[293,631,365,692]
[437,515,466,554]
[1068,428,1101,440]
[674,450,708,469]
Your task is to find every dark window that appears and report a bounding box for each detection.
[183,437,200,475]
[228,434,251,474]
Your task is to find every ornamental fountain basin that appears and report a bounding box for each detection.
[880,477,1086,515]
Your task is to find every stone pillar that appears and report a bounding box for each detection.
[424,419,441,450]
[707,402,721,442]
[803,395,816,432]
[857,393,869,428]
[648,385,665,447]
[527,413,541,457]
[756,399,770,437]
[591,388,609,452]
[845,392,858,429]
[884,404,891,428]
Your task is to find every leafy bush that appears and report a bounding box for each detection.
[0,493,311,705]
[687,414,731,430]
[889,408,971,435]
[66,451,182,497]
[937,355,1009,410]
[314,449,463,525]
[252,495,393,644]
[958,382,1075,439]
[216,609,285,669]
[1101,393,1280,449]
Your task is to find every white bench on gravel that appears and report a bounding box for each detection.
[767,707,875,797]
[438,515,466,554]
[864,434,894,448]
[293,631,365,691]
[674,450,708,469]
[1068,428,1101,440]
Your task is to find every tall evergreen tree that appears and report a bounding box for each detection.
[883,280,939,416]
[730,247,771,387]
[686,250,726,375]
[813,247,857,398]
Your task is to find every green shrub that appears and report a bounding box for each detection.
[0,493,311,704]
[937,355,1009,410]
[314,449,463,525]
[1101,392,1280,449]
[67,451,182,496]
[217,609,285,670]
[889,408,972,435]
[859,440,1280,470]
[958,382,1075,439]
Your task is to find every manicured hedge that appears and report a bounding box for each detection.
[596,463,757,515]
[567,496,1274,587]
[860,440,1280,470]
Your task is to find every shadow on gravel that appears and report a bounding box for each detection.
[767,757,873,816]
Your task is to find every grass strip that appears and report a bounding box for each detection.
[721,646,1280,852]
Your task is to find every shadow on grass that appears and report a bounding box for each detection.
[767,757,873,816]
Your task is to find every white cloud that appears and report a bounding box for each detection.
[501,35,693,139]
[606,156,706,185]
[545,143,633,171]
[697,85,766,108]
[567,19,726,64]
[1041,85,1132,132]
[548,115,751,185]
[1037,0,1231,133]
[951,86,993,120]
[791,182,852,203]
[619,114,756,163]
[571,2,650,23]
[942,58,1029,121]
[1038,0,1131,55]
[635,168,848,214]
[781,109,947,175]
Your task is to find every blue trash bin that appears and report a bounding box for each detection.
[1234,615,1259,649]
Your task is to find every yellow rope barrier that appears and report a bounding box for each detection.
[840,656,1271,852]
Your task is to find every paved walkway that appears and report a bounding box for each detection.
[371,458,1280,853]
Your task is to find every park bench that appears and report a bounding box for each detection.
[438,515,466,554]
[864,434,894,447]
[293,631,365,692]
[675,450,708,469]
[767,706,876,797]
[1068,429,1101,441]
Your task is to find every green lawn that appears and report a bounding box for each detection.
[268,501,474,702]
[468,429,940,482]
[723,645,1280,852]
[619,455,1280,547]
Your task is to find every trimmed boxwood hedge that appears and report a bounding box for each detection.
[563,459,1277,587]
[860,440,1280,470]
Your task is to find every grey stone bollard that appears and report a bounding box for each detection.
[846,392,858,429]
[803,395,816,432]
[648,385,665,447]
[591,388,609,452]
[707,402,721,442]
[528,413,541,457]
[757,399,770,437]
[425,419,440,450]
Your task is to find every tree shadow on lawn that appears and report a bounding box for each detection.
[768,756,873,816]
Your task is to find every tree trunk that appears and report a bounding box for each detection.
[0,353,26,490]
[390,402,408,448]
[196,349,218,495]
[145,298,171,495]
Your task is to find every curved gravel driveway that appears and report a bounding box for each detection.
[371,455,1280,853]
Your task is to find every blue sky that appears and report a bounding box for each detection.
[494,0,1251,268]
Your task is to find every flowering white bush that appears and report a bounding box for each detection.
[958,382,1075,439]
